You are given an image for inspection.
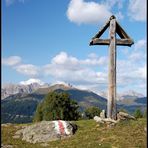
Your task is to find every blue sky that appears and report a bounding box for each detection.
[2,0,147,95]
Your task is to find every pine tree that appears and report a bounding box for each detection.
[33,91,80,122]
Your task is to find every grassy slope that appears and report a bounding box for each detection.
[1,119,147,148]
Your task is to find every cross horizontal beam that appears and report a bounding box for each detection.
[89,38,134,47]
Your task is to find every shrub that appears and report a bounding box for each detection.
[134,109,143,119]
[84,106,101,119]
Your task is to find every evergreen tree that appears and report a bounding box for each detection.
[33,91,80,122]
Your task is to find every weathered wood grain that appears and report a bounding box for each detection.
[90,39,134,46]
[92,20,110,39]
[107,18,117,120]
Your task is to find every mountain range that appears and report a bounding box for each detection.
[1,83,50,100]
[1,83,147,124]
[1,83,144,100]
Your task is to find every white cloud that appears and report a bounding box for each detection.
[43,52,107,84]
[129,52,143,61]
[117,44,146,86]
[134,39,146,50]
[136,65,146,79]
[19,78,45,85]
[52,52,79,66]
[128,0,146,21]
[43,64,102,84]
[105,0,123,10]
[115,38,146,91]
[80,56,107,66]
[2,56,22,66]
[3,44,146,95]
[117,60,146,83]
[67,0,112,25]
[128,39,146,62]
[14,64,39,76]
[2,56,40,77]
[67,0,146,24]
[115,12,124,20]
[51,51,107,67]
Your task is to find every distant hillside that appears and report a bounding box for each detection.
[118,97,147,106]
[117,97,147,113]
[1,93,45,123]
[134,97,147,104]
[1,84,107,123]
[55,89,107,111]
[1,83,146,123]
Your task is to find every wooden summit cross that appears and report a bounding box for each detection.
[89,15,134,120]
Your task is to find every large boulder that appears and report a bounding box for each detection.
[13,120,77,144]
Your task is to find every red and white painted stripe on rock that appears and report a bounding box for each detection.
[53,120,70,135]
[58,120,65,135]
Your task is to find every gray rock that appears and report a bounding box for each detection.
[117,112,136,121]
[13,120,77,144]
[94,116,117,124]
[94,116,104,123]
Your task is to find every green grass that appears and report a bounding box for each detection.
[1,118,147,148]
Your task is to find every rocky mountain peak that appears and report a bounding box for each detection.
[1,82,44,100]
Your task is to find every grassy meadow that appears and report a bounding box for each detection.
[1,118,147,148]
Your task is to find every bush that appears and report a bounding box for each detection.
[134,109,143,119]
[143,109,147,118]
[33,91,80,122]
[84,106,101,119]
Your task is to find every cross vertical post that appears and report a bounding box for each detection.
[89,15,134,120]
[107,17,117,119]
